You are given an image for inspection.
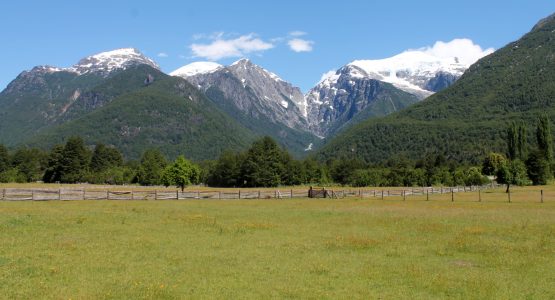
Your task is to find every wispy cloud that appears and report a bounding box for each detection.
[190,33,274,60]
[288,38,314,52]
[289,31,307,37]
[157,52,168,58]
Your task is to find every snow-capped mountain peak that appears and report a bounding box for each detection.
[71,48,160,76]
[169,62,223,77]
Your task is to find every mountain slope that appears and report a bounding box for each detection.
[316,13,555,164]
[0,48,161,146]
[171,59,318,156]
[25,74,257,160]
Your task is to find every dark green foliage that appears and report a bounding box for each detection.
[10,147,48,182]
[207,137,330,187]
[240,137,286,187]
[85,166,135,185]
[90,143,123,172]
[135,149,168,186]
[348,169,388,187]
[206,151,243,187]
[518,125,527,160]
[42,145,64,183]
[329,158,365,185]
[536,115,552,162]
[316,14,555,164]
[525,150,551,185]
[0,144,9,173]
[507,123,518,160]
[59,137,91,183]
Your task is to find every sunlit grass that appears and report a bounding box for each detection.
[1,185,554,298]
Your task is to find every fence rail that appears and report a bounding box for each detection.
[0,184,548,203]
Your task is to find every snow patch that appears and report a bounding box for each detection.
[304,143,313,151]
[170,61,223,77]
[72,48,160,75]
[280,100,289,108]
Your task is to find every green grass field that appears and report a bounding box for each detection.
[1,186,555,299]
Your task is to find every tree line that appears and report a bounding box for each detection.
[482,115,554,191]
[0,116,553,189]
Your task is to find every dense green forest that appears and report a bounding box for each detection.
[0,127,541,189]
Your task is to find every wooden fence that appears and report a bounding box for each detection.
[0,184,508,202]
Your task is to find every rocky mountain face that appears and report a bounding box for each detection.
[172,53,471,145]
[172,59,309,131]
[305,65,421,136]
[305,50,470,136]
[170,59,317,156]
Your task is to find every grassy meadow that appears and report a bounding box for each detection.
[1,185,555,299]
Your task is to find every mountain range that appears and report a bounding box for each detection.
[316,13,555,164]
[2,12,550,162]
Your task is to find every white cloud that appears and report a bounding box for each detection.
[417,38,494,65]
[190,34,274,61]
[288,38,314,52]
[289,31,307,37]
[157,52,168,58]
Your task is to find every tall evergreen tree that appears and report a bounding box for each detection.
[135,149,167,186]
[536,115,553,162]
[507,123,518,160]
[60,137,90,183]
[517,124,527,160]
[240,137,285,187]
[42,144,65,183]
[90,143,124,172]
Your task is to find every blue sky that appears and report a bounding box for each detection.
[1,1,554,92]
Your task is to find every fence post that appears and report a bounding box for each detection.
[176,190,179,200]
[403,190,406,201]
[290,189,293,198]
[373,190,376,197]
[32,191,35,201]
[508,190,511,203]
[238,190,241,199]
[218,191,221,200]
[59,188,61,200]
[107,190,111,200]
[154,190,157,200]
[426,189,429,201]
[381,190,384,200]
[451,190,454,202]
[541,190,544,203]
[479,189,481,202]
[258,190,261,199]
[83,189,86,200]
